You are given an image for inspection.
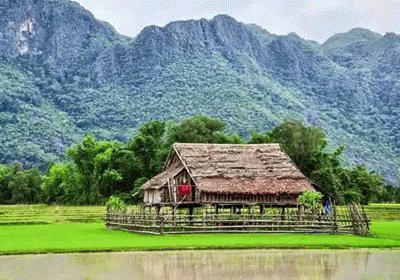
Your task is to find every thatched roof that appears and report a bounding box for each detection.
[174,143,314,195]
[141,164,183,190]
[142,143,315,195]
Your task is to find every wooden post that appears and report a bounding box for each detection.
[281,207,286,221]
[159,214,164,234]
[214,204,219,215]
[298,205,304,222]
[260,204,265,215]
[202,205,206,226]
[332,198,338,234]
[188,207,194,226]
[329,198,338,233]
[172,204,176,228]
[361,205,370,232]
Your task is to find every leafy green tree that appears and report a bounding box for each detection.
[0,163,42,204]
[128,120,170,178]
[340,165,384,204]
[67,134,123,204]
[42,163,82,204]
[7,168,42,204]
[169,115,227,143]
[249,119,345,197]
[263,119,329,176]
[0,164,14,203]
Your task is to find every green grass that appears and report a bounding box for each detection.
[0,221,399,255]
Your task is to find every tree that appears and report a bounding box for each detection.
[7,168,42,204]
[249,119,345,198]
[0,163,42,204]
[127,120,170,178]
[42,163,82,204]
[0,164,14,203]
[340,165,384,204]
[66,134,123,204]
[169,115,227,143]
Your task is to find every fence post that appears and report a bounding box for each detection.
[105,206,109,228]
[159,215,164,234]
[332,199,338,234]
[361,205,370,233]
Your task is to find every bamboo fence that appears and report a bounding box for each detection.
[105,203,370,235]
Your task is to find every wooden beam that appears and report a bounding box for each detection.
[172,145,198,186]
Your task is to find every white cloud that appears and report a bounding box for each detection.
[74,0,400,42]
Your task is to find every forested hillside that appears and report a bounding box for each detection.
[0,0,399,183]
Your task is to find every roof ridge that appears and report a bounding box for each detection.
[173,143,281,146]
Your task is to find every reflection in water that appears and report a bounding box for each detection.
[0,249,399,280]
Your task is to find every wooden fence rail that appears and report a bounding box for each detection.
[105,204,370,235]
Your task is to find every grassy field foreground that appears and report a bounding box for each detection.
[0,221,399,255]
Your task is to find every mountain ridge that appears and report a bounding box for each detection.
[0,1,399,183]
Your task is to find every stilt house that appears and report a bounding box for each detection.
[141,143,315,208]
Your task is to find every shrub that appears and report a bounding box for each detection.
[298,191,323,214]
[106,195,126,212]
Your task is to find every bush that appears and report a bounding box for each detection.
[106,195,126,212]
[298,191,323,214]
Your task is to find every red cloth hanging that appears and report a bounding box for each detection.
[178,184,191,195]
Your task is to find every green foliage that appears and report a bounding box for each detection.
[169,115,226,143]
[0,163,42,204]
[66,135,123,204]
[340,166,383,204]
[376,186,400,203]
[128,120,170,178]
[42,163,82,204]
[1,116,395,205]
[106,196,126,212]
[298,191,323,214]
[343,190,363,204]
[250,119,386,204]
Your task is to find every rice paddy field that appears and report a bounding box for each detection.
[364,203,400,221]
[0,203,398,225]
[0,203,399,254]
[0,205,105,225]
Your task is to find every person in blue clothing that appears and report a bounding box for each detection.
[324,199,332,216]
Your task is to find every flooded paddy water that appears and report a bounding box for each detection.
[0,249,399,280]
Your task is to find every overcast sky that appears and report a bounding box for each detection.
[74,0,400,43]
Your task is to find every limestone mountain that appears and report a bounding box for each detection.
[0,0,399,183]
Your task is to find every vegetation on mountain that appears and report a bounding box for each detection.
[0,0,399,185]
